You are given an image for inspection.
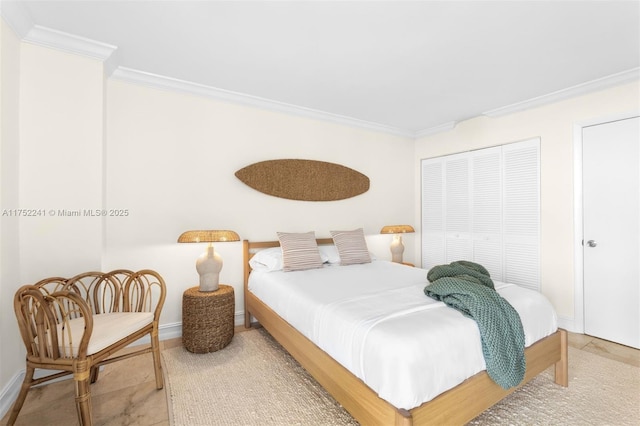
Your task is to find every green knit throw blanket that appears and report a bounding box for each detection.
[424,261,526,389]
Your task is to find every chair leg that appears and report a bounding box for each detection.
[90,366,100,384]
[73,360,93,426]
[7,365,35,425]
[151,328,164,390]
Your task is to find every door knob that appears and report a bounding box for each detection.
[587,240,597,247]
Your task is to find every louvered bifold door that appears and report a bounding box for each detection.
[471,147,504,281]
[502,139,540,291]
[421,160,445,270]
[444,154,472,264]
[421,138,540,292]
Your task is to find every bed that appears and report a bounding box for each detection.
[243,237,568,425]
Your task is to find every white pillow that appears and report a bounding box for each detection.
[319,245,340,264]
[249,247,284,271]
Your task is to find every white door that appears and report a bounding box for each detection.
[583,116,639,349]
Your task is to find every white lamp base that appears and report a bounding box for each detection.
[196,245,222,292]
[390,235,404,263]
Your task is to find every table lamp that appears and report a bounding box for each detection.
[380,225,415,263]
[178,230,240,292]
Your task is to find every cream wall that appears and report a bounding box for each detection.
[0,16,22,409]
[103,79,416,328]
[413,81,640,327]
[18,43,105,282]
[0,30,107,413]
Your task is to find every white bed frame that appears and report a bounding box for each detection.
[243,239,568,425]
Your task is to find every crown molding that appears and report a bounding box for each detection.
[483,68,640,117]
[111,67,415,138]
[0,0,34,38]
[22,25,117,61]
[414,121,457,139]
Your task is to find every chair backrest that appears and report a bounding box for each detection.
[31,277,68,296]
[35,269,167,317]
[15,269,167,361]
[65,271,130,314]
[121,269,166,320]
[14,286,93,360]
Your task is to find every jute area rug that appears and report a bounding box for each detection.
[162,329,639,426]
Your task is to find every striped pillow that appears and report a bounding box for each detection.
[330,228,371,265]
[277,231,324,272]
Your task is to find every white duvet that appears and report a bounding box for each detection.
[248,260,557,410]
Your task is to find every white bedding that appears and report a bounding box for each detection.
[248,260,558,410]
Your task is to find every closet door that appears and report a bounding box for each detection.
[444,154,472,263]
[503,140,540,291]
[471,147,503,280]
[421,160,444,270]
[421,139,540,291]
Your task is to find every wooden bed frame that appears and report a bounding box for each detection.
[243,239,568,425]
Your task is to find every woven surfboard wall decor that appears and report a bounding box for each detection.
[235,159,370,201]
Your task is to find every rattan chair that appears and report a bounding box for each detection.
[9,269,166,426]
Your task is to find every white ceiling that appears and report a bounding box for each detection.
[5,1,640,136]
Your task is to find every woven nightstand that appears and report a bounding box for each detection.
[182,285,235,353]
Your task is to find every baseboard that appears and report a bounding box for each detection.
[557,315,582,334]
[0,370,23,421]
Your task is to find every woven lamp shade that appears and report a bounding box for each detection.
[380,225,415,234]
[177,230,240,243]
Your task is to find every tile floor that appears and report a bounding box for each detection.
[2,329,638,426]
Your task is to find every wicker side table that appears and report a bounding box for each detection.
[182,285,235,353]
